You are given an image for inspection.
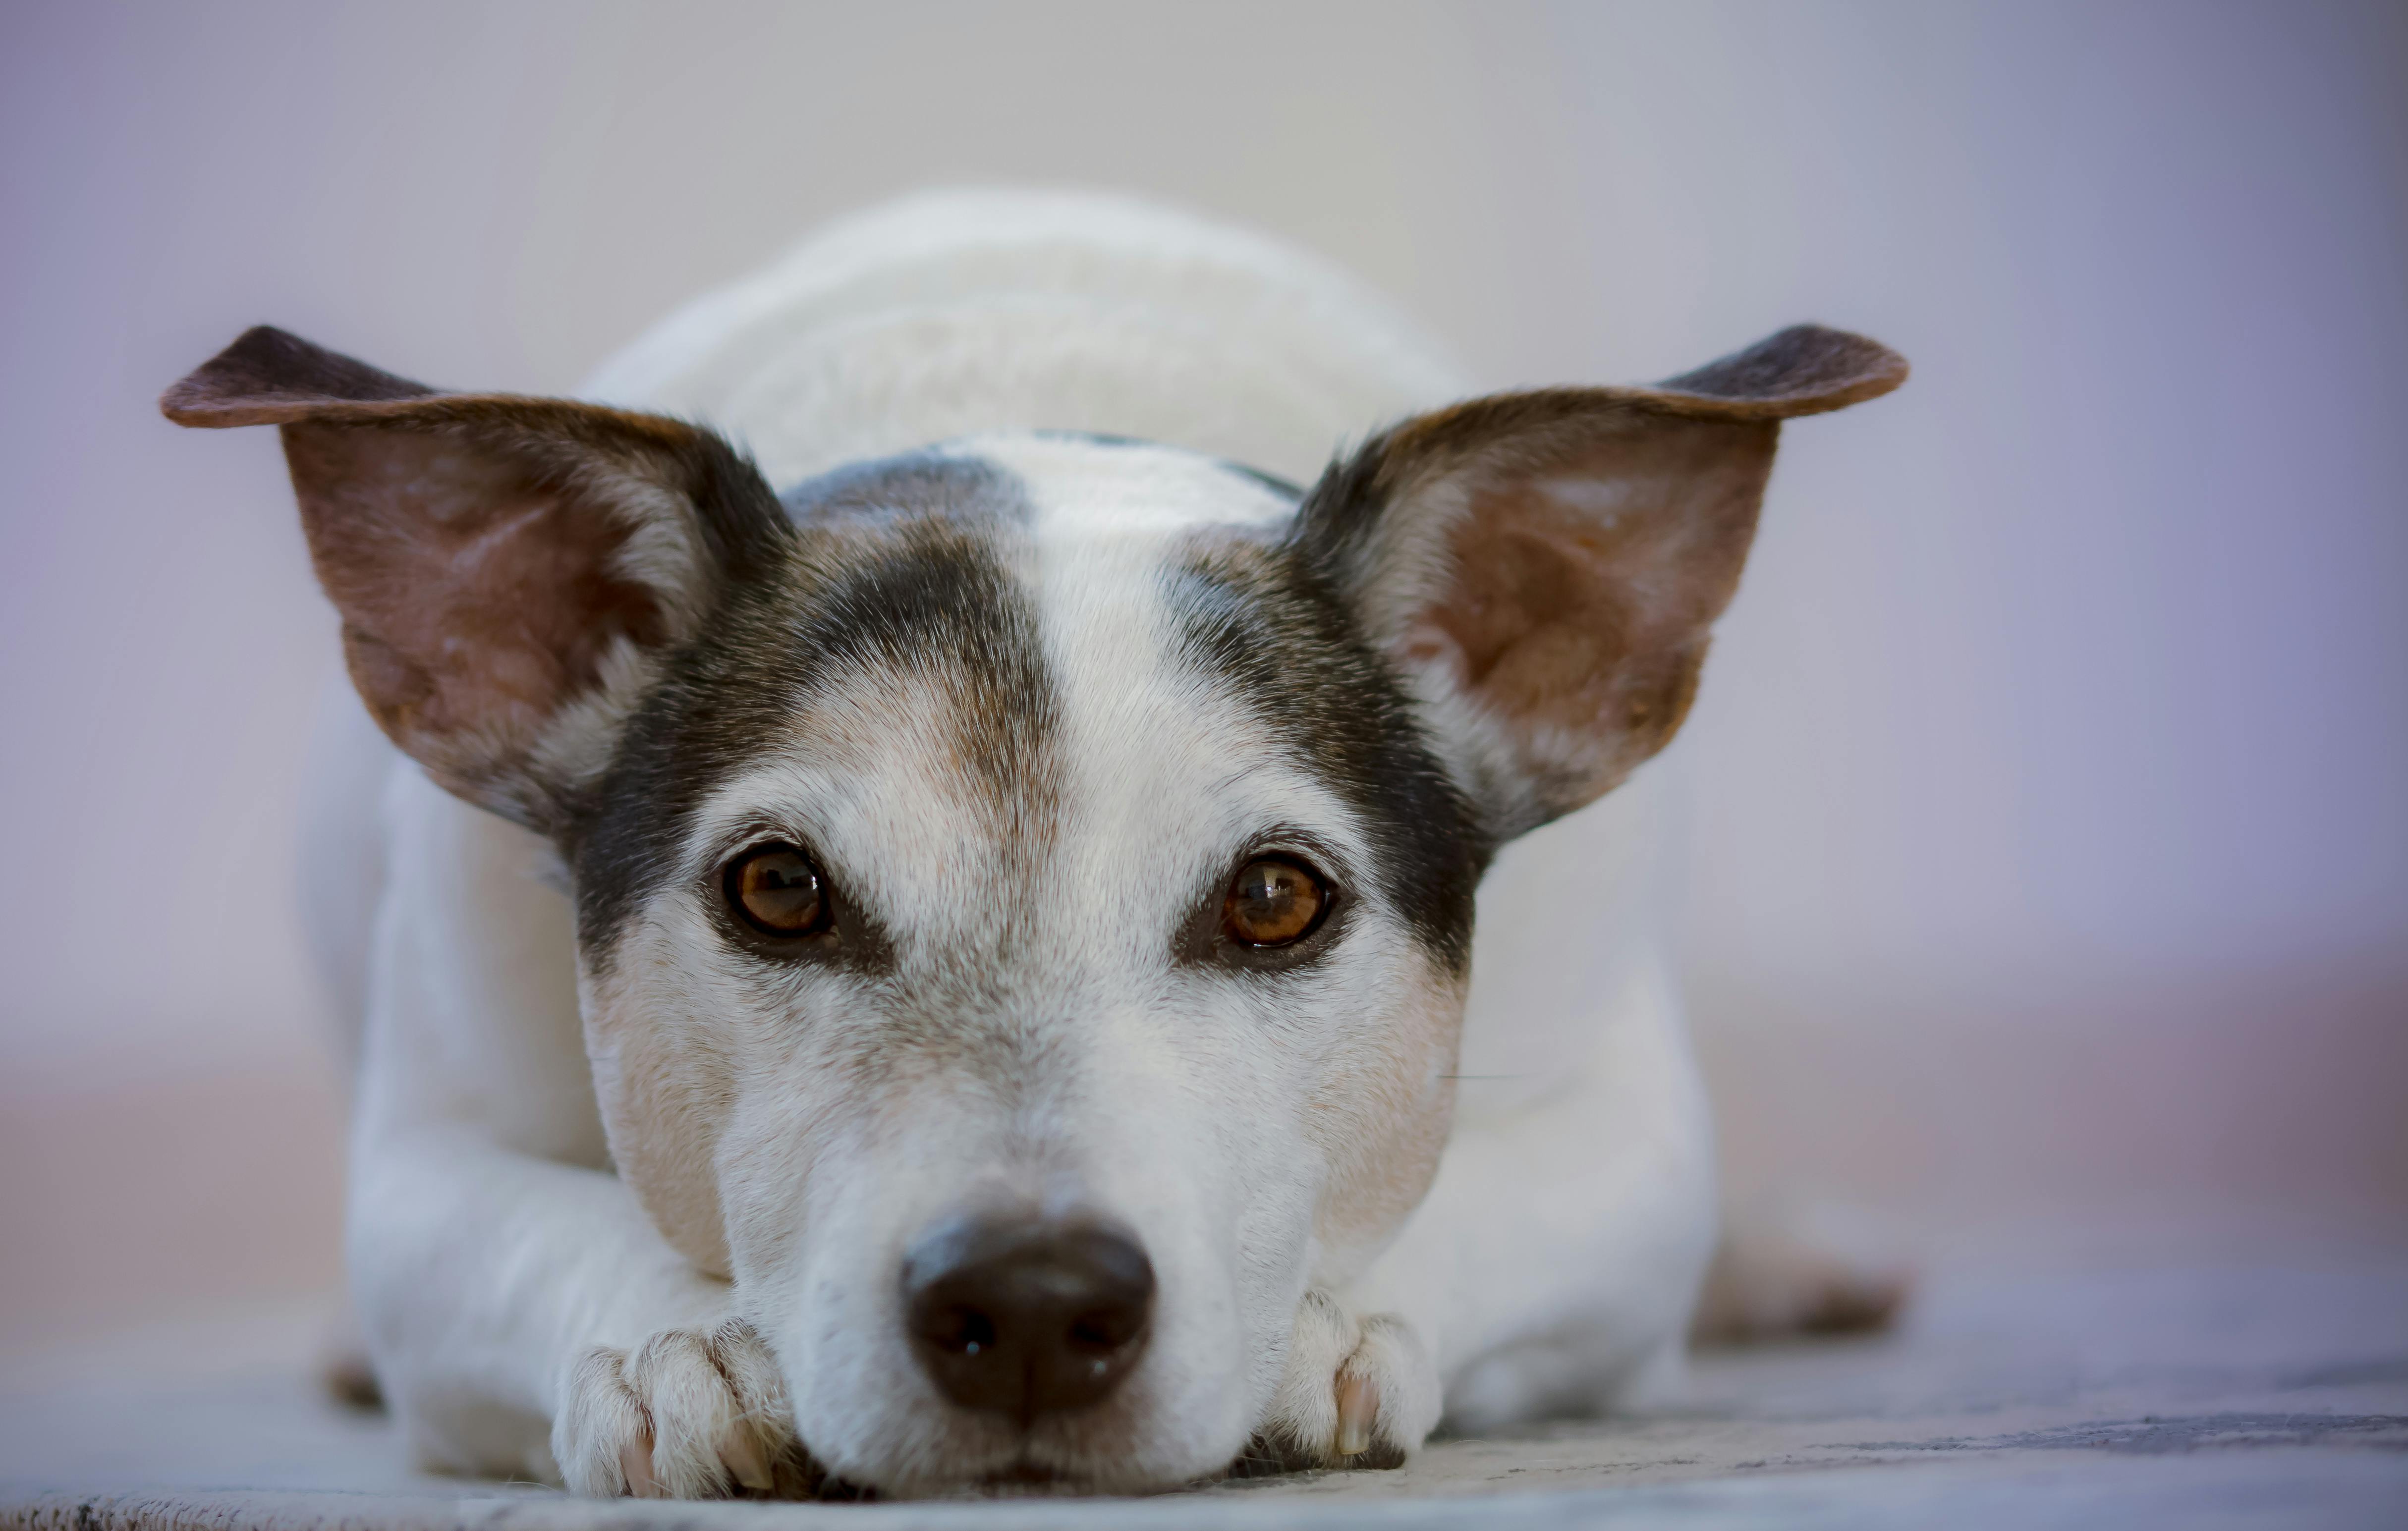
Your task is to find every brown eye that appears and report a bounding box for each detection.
[1223,856,1329,947]
[724,843,830,938]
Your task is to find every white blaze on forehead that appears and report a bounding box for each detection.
[664,435,1350,963]
[958,434,1297,537]
[975,435,1378,937]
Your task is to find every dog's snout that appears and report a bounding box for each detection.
[901,1215,1155,1421]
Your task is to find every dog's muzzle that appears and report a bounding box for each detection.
[901,1214,1155,1422]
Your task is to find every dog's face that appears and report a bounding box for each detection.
[164,324,1902,1492]
[574,437,1484,1489]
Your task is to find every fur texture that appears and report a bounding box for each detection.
[164,190,1904,1496]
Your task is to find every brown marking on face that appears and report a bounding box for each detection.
[1306,952,1468,1267]
[580,953,744,1278]
[571,583,1061,1277]
[765,462,1057,868]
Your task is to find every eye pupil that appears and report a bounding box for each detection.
[726,844,830,937]
[1223,857,1327,947]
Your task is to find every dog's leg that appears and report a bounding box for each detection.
[1336,958,1721,1437]
[346,763,810,1495]
[349,1131,819,1496]
[347,1131,756,1481]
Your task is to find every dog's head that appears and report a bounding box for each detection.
[165,323,1901,1492]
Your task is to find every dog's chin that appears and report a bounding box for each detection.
[876,1452,1199,1500]
[947,1458,1203,1500]
[849,1422,1239,1500]
[974,1459,1068,1494]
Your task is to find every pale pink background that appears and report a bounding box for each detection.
[3,1,2404,1353]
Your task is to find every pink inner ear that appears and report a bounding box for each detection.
[1423,479,1645,745]
[1409,420,1774,807]
[286,423,666,794]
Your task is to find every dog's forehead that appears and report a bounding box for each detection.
[973,432,1301,534]
[574,436,1482,971]
[704,438,1330,941]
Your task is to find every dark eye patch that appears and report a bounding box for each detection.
[1162,540,1486,976]
[572,451,1043,978]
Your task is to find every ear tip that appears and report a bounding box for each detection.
[159,326,436,427]
[1775,323,1912,399]
[1654,324,1909,418]
[159,325,310,426]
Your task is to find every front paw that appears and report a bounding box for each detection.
[556,1317,820,1498]
[1247,1290,1440,1473]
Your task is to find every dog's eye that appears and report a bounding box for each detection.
[724,843,831,938]
[1223,857,1328,947]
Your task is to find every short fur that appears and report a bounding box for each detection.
[167,191,1904,1497]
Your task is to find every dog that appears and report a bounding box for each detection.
[162,191,1904,1497]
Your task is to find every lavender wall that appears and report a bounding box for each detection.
[3,1,2403,1346]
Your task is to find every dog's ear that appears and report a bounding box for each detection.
[1290,325,1906,840]
[164,326,792,832]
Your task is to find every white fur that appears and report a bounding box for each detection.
[319,190,1715,1490]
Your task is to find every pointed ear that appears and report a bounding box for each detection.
[1289,325,1906,839]
[164,326,793,832]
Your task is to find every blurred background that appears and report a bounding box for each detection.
[3,0,2403,1361]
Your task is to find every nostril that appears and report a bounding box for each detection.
[1067,1309,1137,1350]
[920,1303,998,1356]
[901,1215,1155,1421]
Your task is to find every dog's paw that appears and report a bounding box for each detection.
[1243,1290,1440,1474]
[556,1318,818,1499]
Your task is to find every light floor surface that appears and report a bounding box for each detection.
[4,1246,2404,1530]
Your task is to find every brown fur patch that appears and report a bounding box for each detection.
[1306,957,1466,1270]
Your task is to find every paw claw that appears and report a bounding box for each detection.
[1335,1371,1377,1457]
[1255,1293,1438,1474]
[619,1434,660,1497]
[720,1429,774,1492]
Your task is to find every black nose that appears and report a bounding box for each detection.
[901,1215,1155,1421]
